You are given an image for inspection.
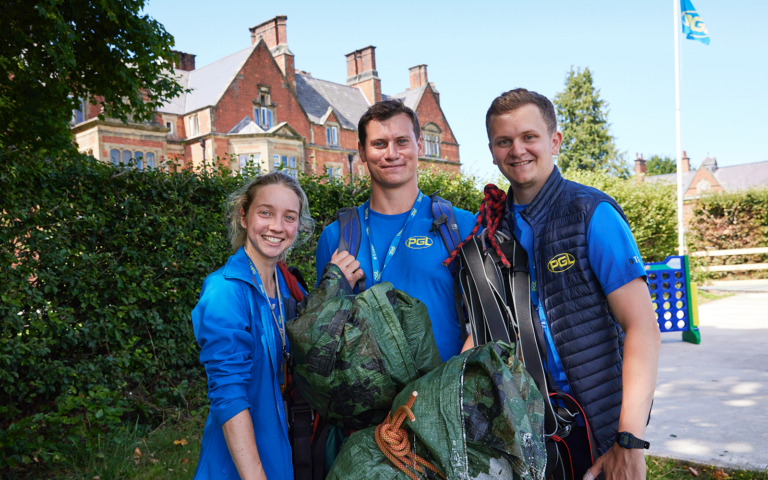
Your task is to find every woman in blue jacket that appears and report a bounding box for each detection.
[192,172,314,480]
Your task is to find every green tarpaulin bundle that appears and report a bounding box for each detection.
[287,264,442,431]
[327,342,547,480]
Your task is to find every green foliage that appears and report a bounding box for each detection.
[1,151,226,472]
[645,155,677,176]
[554,67,629,177]
[0,0,185,153]
[563,170,678,262]
[0,151,484,475]
[687,187,768,281]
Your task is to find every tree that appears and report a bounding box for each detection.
[553,67,628,177]
[645,155,677,175]
[0,0,185,153]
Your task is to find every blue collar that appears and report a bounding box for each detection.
[222,247,290,301]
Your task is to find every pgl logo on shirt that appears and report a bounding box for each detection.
[548,253,575,273]
[406,236,433,249]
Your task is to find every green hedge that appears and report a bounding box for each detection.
[687,188,768,280]
[0,152,483,471]
[562,171,678,263]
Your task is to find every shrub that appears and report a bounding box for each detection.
[563,170,678,262]
[0,151,484,472]
[687,188,768,281]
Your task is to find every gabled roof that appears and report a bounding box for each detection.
[160,70,189,115]
[228,116,265,134]
[644,170,697,191]
[158,44,256,115]
[712,160,768,191]
[644,159,768,193]
[385,84,427,110]
[295,73,369,129]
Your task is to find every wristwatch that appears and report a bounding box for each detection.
[616,431,650,449]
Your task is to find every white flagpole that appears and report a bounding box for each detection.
[674,0,685,256]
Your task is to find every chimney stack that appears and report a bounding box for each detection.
[345,46,381,105]
[409,65,428,89]
[682,150,690,172]
[250,16,295,88]
[172,51,196,71]
[634,153,646,176]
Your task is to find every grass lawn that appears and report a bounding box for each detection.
[647,456,768,480]
[10,415,205,480]
[697,289,735,304]
[11,416,768,480]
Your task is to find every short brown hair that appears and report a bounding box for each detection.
[227,172,315,259]
[357,99,420,146]
[485,88,557,138]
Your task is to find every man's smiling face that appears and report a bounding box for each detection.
[359,113,422,191]
[488,103,562,203]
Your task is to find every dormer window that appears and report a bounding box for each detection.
[422,123,441,158]
[326,125,339,146]
[255,89,275,130]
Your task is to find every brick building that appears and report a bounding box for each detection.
[70,16,461,177]
[634,152,768,221]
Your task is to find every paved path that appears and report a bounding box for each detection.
[699,279,768,293]
[645,292,768,470]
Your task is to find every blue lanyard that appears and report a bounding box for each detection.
[361,191,424,284]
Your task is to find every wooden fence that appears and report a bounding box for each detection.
[690,247,768,272]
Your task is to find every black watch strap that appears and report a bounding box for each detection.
[616,431,650,449]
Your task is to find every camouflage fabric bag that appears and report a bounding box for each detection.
[327,342,547,480]
[287,264,442,431]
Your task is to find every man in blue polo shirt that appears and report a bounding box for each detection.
[315,99,477,362]
[484,88,661,480]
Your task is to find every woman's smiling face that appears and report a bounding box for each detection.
[240,183,301,265]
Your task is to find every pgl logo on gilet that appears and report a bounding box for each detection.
[548,253,575,273]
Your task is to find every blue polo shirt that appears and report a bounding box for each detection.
[316,195,477,361]
[509,202,646,394]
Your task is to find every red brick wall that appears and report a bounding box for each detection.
[213,42,310,140]
[415,85,460,169]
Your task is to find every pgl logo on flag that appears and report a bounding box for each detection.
[681,0,710,45]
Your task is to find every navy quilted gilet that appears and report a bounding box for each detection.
[517,167,628,456]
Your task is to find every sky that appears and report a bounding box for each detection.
[143,0,768,180]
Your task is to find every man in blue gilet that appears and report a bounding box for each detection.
[315,99,477,362]
[486,89,661,480]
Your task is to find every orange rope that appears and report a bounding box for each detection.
[374,391,446,480]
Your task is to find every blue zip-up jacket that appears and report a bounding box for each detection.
[192,247,300,479]
[512,167,628,455]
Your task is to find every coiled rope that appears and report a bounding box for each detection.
[374,391,445,480]
[443,184,510,268]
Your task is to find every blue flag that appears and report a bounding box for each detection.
[681,0,710,45]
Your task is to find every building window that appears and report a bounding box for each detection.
[189,114,199,136]
[327,166,341,179]
[165,120,175,136]
[109,149,156,169]
[326,125,339,146]
[239,153,261,171]
[422,124,441,158]
[423,134,440,157]
[273,154,297,177]
[71,97,87,125]
[255,91,275,130]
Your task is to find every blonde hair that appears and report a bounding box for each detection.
[227,172,315,260]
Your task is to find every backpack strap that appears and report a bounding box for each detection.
[335,207,366,293]
[429,194,461,276]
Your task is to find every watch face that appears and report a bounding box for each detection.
[620,433,632,447]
